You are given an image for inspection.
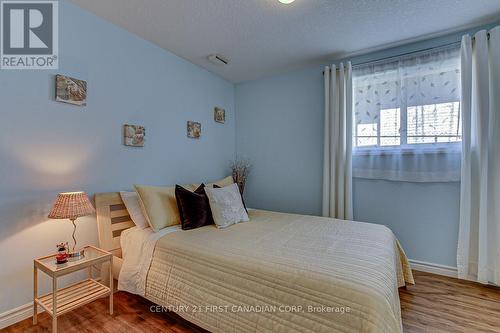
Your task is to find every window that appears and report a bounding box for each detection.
[355,102,461,148]
[353,47,461,151]
[407,102,461,144]
[351,46,462,182]
[356,108,400,147]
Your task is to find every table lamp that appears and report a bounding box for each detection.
[48,192,95,258]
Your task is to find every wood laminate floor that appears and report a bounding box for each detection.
[3,271,500,333]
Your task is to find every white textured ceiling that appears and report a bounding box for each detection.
[70,0,500,83]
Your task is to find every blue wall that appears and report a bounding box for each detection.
[1,0,498,317]
[236,67,324,216]
[353,179,460,266]
[0,1,235,314]
[235,21,500,268]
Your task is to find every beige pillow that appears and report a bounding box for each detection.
[190,176,234,190]
[206,175,234,188]
[134,184,180,232]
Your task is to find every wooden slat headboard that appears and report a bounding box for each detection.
[95,192,135,258]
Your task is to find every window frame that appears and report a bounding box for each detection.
[353,101,462,153]
[353,142,462,155]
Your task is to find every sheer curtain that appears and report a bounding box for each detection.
[457,27,500,285]
[352,46,462,182]
[322,63,353,219]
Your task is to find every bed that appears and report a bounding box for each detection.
[95,192,414,333]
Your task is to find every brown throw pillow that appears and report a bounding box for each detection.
[175,184,214,230]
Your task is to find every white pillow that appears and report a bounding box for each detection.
[204,183,249,229]
[120,191,149,229]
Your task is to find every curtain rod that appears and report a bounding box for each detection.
[323,32,490,74]
[323,41,459,74]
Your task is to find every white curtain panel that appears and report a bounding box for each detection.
[457,27,500,285]
[322,62,353,219]
[352,46,462,182]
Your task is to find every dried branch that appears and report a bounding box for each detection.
[230,157,252,194]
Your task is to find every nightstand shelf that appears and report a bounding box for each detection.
[36,279,110,316]
[33,245,113,333]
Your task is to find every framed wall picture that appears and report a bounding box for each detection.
[214,107,225,123]
[124,124,145,147]
[187,121,201,139]
[55,74,87,106]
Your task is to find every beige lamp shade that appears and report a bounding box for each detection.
[48,192,95,220]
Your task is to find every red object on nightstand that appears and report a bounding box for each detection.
[55,242,69,264]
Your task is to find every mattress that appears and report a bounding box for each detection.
[142,209,413,333]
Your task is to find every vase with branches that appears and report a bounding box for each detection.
[230,157,252,195]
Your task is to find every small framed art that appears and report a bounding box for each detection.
[124,124,145,147]
[214,107,225,123]
[55,74,87,106]
[187,121,201,139]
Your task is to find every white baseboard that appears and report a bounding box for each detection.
[409,259,458,278]
[0,261,457,329]
[0,302,41,330]
[0,275,102,329]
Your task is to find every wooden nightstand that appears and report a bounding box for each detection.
[33,245,113,333]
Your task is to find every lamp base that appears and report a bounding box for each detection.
[68,249,85,259]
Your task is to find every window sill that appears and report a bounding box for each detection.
[353,144,461,156]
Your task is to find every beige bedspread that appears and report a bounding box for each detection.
[145,209,414,333]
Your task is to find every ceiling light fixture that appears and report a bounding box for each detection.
[278,0,295,4]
